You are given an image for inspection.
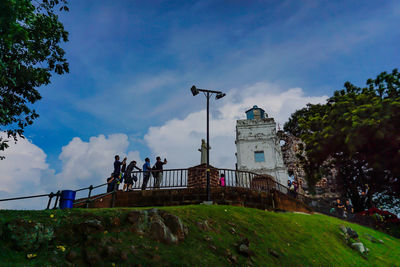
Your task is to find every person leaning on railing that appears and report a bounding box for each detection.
[153,156,167,189]
[106,173,115,193]
[123,160,141,191]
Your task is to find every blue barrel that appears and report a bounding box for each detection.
[59,190,76,209]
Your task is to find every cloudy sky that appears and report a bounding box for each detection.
[1,0,399,209]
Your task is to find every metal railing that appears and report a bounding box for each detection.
[129,169,188,190]
[0,192,61,210]
[72,169,189,208]
[0,167,309,209]
[217,168,292,195]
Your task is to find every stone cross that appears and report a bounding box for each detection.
[198,139,211,164]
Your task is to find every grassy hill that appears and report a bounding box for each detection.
[0,205,399,266]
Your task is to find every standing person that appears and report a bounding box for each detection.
[287,180,292,195]
[345,200,354,219]
[220,173,226,187]
[123,160,141,191]
[288,180,295,198]
[107,173,115,193]
[334,198,345,217]
[113,155,126,191]
[141,158,152,190]
[293,181,298,198]
[153,156,167,189]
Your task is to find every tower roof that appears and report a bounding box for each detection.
[245,105,266,120]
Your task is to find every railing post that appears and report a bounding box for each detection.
[46,192,54,210]
[52,190,61,209]
[86,185,93,208]
[111,182,117,208]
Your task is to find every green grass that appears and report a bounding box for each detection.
[0,205,399,266]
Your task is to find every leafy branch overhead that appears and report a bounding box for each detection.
[284,69,400,211]
[0,0,69,153]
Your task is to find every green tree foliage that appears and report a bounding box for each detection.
[0,0,69,156]
[284,69,400,211]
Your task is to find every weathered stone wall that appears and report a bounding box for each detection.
[277,131,339,197]
[75,187,313,214]
[236,117,287,185]
[272,189,313,213]
[251,175,277,191]
[277,131,306,190]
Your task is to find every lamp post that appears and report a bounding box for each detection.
[190,85,226,202]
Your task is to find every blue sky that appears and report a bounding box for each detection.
[1,0,400,208]
[33,0,399,164]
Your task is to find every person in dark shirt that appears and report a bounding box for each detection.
[345,200,354,219]
[153,156,167,189]
[107,173,115,193]
[141,158,152,190]
[113,155,126,191]
[123,160,141,191]
[334,198,345,217]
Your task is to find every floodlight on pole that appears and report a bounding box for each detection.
[191,85,199,96]
[190,85,226,202]
[215,92,226,99]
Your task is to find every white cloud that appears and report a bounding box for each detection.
[0,133,48,194]
[144,82,328,169]
[55,134,142,189]
[0,133,142,209]
[0,133,49,209]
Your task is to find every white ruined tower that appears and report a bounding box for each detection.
[235,105,287,185]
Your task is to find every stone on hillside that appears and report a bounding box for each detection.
[196,220,211,231]
[149,216,178,244]
[76,219,104,235]
[225,248,238,264]
[351,242,369,255]
[209,245,217,251]
[159,212,188,241]
[238,244,255,257]
[4,219,54,251]
[127,209,187,244]
[127,210,149,234]
[346,227,358,239]
[268,248,280,258]
[339,225,347,235]
[230,254,238,263]
[204,236,213,242]
[240,237,250,246]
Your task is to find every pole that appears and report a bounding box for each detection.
[206,92,210,201]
